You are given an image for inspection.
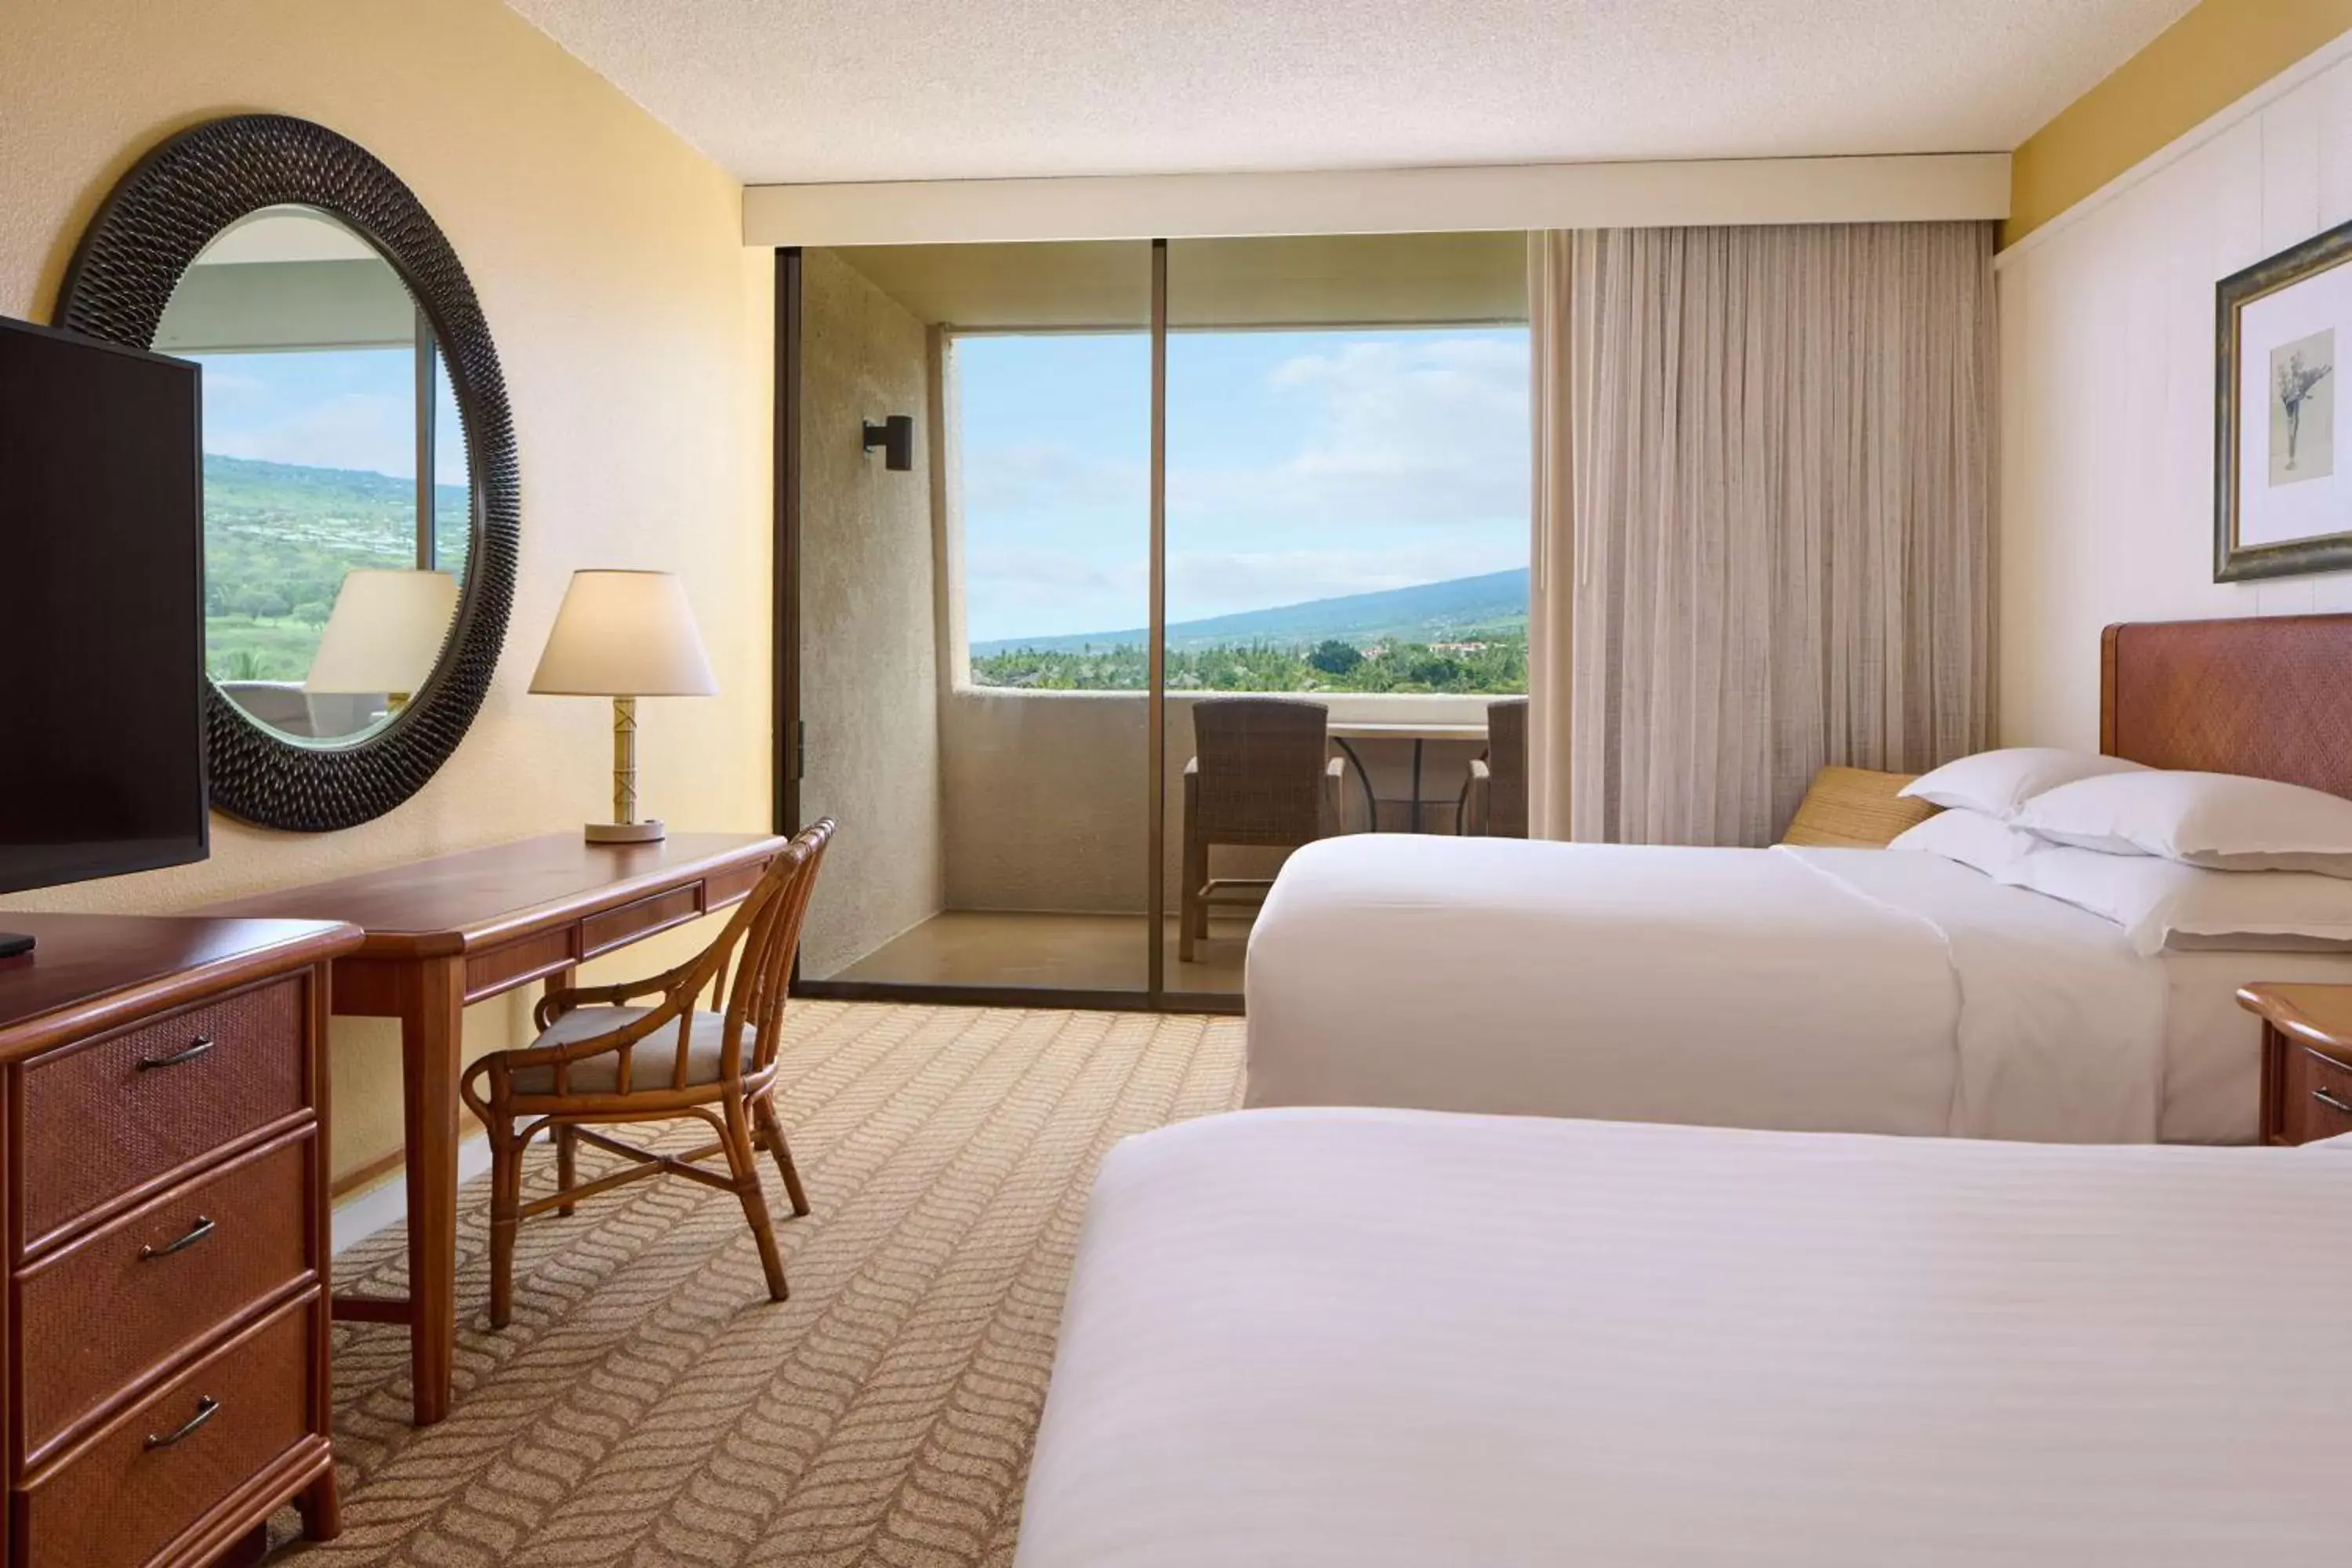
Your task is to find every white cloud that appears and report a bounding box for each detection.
[961,441,1143,514]
[1174,336,1530,528]
[206,391,416,480]
[957,329,1531,639]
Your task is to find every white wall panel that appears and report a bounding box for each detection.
[1998,49,2352,745]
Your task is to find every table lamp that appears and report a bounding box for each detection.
[529,569,718,844]
[303,568,460,710]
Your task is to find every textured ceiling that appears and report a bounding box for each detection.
[506,0,2195,186]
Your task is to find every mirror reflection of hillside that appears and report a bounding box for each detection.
[154,205,469,744]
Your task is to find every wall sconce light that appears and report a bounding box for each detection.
[862,414,914,471]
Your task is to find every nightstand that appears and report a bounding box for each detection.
[2236,982,2352,1146]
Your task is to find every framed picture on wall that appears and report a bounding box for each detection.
[2217,219,2352,581]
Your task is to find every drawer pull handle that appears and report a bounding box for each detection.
[2315,1086,2352,1116]
[143,1396,218,1450]
[137,1036,215,1070]
[138,1215,214,1261]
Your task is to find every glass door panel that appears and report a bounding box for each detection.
[1160,234,1535,1003]
[793,241,1158,999]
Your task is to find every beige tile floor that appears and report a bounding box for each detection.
[824,910,1252,996]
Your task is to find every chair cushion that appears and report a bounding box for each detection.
[510,1007,742,1095]
[1779,766,1940,848]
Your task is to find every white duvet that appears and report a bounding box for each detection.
[1016,1109,2352,1568]
[1247,837,2175,1142]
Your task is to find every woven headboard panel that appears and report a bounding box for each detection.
[2100,614,2352,798]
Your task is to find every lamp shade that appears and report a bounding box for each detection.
[303,568,459,695]
[529,569,718,696]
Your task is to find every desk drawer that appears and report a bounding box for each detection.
[19,976,307,1249]
[581,884,702,958]
[19,1297,312,1568]
[2285,1042,2352,1144]
[17,1132,313,1457]
[702,858,771,909]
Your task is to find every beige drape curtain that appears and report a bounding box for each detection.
[1526,222,1996,845]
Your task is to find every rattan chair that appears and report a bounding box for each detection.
[459,818,834,1325]
[1463,697,1529,837]
[1181,698,1345,960]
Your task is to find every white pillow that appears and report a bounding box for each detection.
[1899,747,2146,819]
[1888,808,2039,878]
[2013,769,2352,877]
[2001,844,2352,956]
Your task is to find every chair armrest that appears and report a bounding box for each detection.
[533,952,704,1029]
[463,996,699,1115]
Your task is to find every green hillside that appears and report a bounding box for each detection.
[972,567,1529,655]
[202,453,468,682]
[970,568,1529,695]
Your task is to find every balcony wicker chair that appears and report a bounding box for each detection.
[1181,698,1345,961]
[1462,696,1529,837]
[459,818,834,1325]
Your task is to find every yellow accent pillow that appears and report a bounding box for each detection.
[1779,766,1940,849]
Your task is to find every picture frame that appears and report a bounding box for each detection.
[2216,218,2352,582]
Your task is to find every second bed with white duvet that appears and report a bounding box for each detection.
[1245,835,2344,1142]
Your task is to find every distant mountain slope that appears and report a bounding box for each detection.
[973,567,1529,655]
[204,452,466,526]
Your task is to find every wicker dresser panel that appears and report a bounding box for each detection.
[18,975,307,1249]
[16,1298,311,1568]
[17,1132,313,1459]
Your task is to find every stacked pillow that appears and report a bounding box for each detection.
[1886,748,2352,955]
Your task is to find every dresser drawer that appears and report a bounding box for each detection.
[16,1131,314,1459]
[18,975,309,1248]
[2284,1040,2352,1144]
[19,1297,313,1568]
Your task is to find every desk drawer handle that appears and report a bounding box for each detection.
[138,1215,214,1261]
[137,1036,215,1070]
[2314,1086,2352,1116]
[143,1396,218,1450]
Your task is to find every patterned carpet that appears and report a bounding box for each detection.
[278,1003,1247,1567]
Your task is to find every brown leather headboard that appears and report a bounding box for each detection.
[2101,614,2352,797]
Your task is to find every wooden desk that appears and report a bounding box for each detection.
[1326,720,1489,833]
[202,831,786,1426]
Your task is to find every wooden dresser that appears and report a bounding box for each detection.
[0,913,359,1567]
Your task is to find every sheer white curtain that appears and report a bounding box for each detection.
[1526,223,1996,845]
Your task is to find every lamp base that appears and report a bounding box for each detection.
[585,819,666,844]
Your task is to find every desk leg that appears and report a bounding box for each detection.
[400,955,466,1426]
[547,966,578,1215]
[1409,739,1426,833]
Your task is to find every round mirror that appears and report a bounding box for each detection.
[56,115,519,832]
[154,205,472,746]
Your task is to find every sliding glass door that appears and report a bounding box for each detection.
[783,233,1529,1011]
[1158,236,1533,1003]
[789,241,1160,1003]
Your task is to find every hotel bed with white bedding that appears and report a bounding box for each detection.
[1244,834,2352,1143]
[1017,1109,2352,1568]
[1248,617,2352,1144]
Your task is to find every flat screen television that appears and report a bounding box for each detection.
[0,314,207,920]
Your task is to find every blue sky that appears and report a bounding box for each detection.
[956,326,1530,644]
[192,347,468,486]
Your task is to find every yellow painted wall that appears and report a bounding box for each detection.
[0,0,774,1186]
[2009,0,2352,245]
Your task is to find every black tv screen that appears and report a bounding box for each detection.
[0,314,207,895]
